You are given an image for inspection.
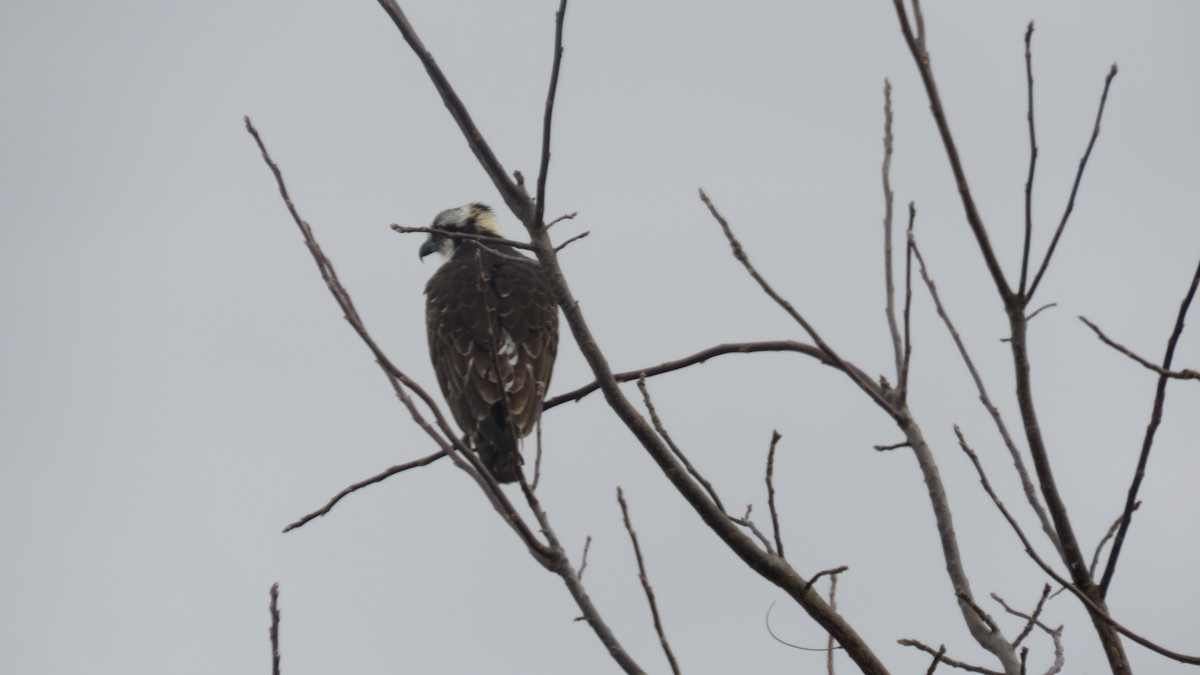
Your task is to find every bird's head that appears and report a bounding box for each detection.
[418,202,501,262]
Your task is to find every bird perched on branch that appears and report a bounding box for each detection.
[419,203,559,483]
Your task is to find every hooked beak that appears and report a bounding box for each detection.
[418,235,442,261]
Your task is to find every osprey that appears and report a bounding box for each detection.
[419,203,559,483]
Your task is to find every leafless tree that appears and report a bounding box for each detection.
[251,2,1200,673]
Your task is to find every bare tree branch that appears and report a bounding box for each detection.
[534,0,569,230]
[544,340,874,411]
[554,230,591,252]
[766,430,785,560]
[531,417,544,492]
[636,377,727,515]
[827,573,840,675]
[1100,255,1200,597]
[374,0,532,222]
[898,640,1002,675]
[731,504,777,555]
[519,479,647,674]
[269,583,281,675]
[911,237,1062,556]
[900,203,915,395]
[577,534,592,581]
[1018,22,1038,296]
[1090,503,1139,579]
[992,592,1064,675]
[389,224,535,251]
[700,189,898,416]
[1026,64,1119,300]
[890,0,1013,301]
[283,450,448,533]
[955,426,1200,665]
[882,79,903,387]
[618,487,682,675]
[925,644,948,675]
[1079,316,1200,381]
[804,566,850,592]
[546,211,578,229]
[1011,585,1051,649]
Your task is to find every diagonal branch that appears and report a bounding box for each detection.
[284,450,448,532]
[1079,316,1200,381]
[898,639,1002,675]
[618,487,682,675]
[1099,255,1200,597]
[374,0,532,223]
[890,0,1013,301]
[956,426,1200,666]
[1025,63,1119,300]
[911,238,1061,556]
[700,190,898,417]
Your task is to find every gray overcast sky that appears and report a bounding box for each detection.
[2,1,1197,673]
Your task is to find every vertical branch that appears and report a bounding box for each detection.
[882,79,904,386]
[1018,22,1038,296]
[900,203,916,395]
[1099,255,1200,596]
[269,583,281,675]
[766,430,785,560]
[618,488,682,675]
[534,0,569,229]
[826,574,840,675]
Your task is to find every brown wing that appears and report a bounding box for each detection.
[425,244,558,446]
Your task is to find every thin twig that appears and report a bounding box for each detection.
[700,190,897,416]
[636,377,726,514]
[900,203,915,395]
[531,417,544,492]
[1011,585,1051,649]
[992,592,1065,675]
[554,230,591,252]
[534,0,569,230]
[518,478,647,674]
[766,430,785,560]
[1100,255,1200,596]
[898,640,1002,675]
[1018,21,1038,296]
[546,211,578,229]
[1026,303,1057,322]
[577,535,592,581]
[618,488,682,675]
[803,566,849,593]
[269,583,281,675]
[765,601,844,653]
[827,574,840,675]
[926,644,947,675]
[955,426,1200,665]
[1079,316,1200,381]
[389,224,536,251]
[283,450,448,532]
[882,79,903,387]
[1090,503,1139,578]
[731,505,777,555]
[544,340,873,411]
[912,238,1061,555]
[873,441,909,452]
[1026,64,1119,300]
